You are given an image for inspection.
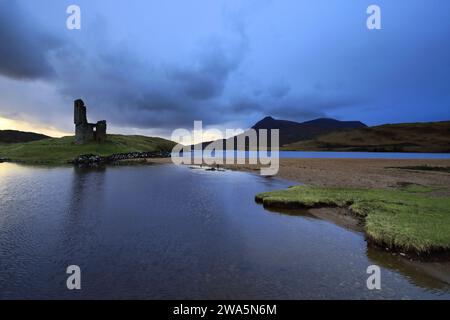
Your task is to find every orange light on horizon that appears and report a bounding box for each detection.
[0,116,71,138]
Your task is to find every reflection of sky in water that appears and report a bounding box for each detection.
[0,163,449,299]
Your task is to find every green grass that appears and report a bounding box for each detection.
[256,185,450,254]
[282,120,450,152]
[0,135,176,164]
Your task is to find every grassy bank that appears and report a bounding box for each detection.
[282,121,450,153]
[256,184,450,254]
[0,135,176,164]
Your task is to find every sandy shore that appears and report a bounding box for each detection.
[220,158,450,193]
[141,157,450,194]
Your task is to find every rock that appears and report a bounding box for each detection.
[70,151,171,167]
[105,151,171,162]
[71,154,102,166]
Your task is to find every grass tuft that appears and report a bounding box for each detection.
[256,186,450,254]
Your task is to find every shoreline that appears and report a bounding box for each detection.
[259,199,450,262]
[4,156,450,195]
[3,157,450,262]
[117,158,450,261]
[133,157,450,260]
[218,158,450,193]
[3,152,450,188]
[254,183,450,260]
[182,157,450,260]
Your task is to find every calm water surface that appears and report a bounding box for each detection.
[0,163,449,299]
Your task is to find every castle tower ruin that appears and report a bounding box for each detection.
[74,99,107,144]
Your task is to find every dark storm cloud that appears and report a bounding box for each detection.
[225,92,363,124]
[4,0,449,133]
[0,1,61,80]
[0,1,257,130]
[49,36,249,130]
[0,1,370,132]
[269,96,362,120]
[228,97,262,115]
[172,41,244,100]
[268,84,291,99]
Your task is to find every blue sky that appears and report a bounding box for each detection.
[0,0,449,137]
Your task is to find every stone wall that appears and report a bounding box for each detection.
[95,120,107,142]
[75,123,95,144]
[74,99,107,144]
[74,99,87,125]
[71,151,171,166]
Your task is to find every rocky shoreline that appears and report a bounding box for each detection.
[71,151,171,167]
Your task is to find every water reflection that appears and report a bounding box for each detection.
[1,163,449,299]
[68,166,107,214]
[260,206,450,292]
[367,247,450,292]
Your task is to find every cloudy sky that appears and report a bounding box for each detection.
[0,0,449,138]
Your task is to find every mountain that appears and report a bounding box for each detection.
[194,117,367,150]
[0,130,50,144]
[282,121,450,153]
[252,116,367,145]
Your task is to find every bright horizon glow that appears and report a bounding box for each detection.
[0,115,240,143]
[0,116,71,138]
[0,116,233,143]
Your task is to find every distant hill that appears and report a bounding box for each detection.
[0,134,176,164]
[283,121,450,153]
[252,117,367,145]
[0,130,50,144]
[196,116,367,149]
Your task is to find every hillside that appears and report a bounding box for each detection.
[282,121,450,153]
[252,116,367,145]
[0,134,176,164]
[0,130,50,144]
[197,116,367,150]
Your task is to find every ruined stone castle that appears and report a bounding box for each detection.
[74,99,107,144]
